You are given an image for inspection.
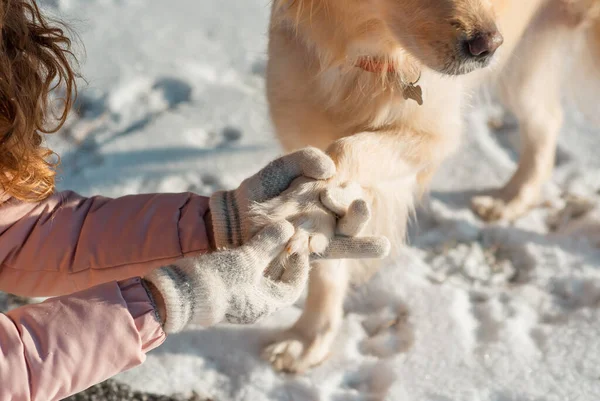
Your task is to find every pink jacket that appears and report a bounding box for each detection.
[0,191,211,400]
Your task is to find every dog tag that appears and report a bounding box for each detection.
[403,84,423,106]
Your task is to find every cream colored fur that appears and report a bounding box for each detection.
[254,0,600,373]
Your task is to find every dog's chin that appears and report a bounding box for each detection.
[436,56,493,76]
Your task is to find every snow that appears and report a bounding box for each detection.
[38,0,600,399]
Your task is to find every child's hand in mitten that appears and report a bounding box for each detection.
[209,148,336,249]
[251,178,390,263]
[210,147,390,262]
[145,221,311,332]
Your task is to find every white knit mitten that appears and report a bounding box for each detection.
[315,182,390,259]
[251,178,391,263]
[144,221,310,333]
[209,148,336,248]
[210,145,389,260]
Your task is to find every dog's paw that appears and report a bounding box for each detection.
[471,193,534,222]
[262,337,310,374]
[261,328,335,374]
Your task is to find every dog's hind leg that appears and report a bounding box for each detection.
[262,259,349,373]
[472,5,573,222]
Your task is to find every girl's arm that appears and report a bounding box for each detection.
[0,221,312,401]
[0,278,165,401]
[0,191,211,297]
[0,149,338,298]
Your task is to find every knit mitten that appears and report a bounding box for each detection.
[209,147,336,249]
[316,182,390,259]
[251,178,391,266]
[144,221,310,333]
[210,148,390,261]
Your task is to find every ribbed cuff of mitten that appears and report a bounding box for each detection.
[209,190,244,249]
[144,265,194,333]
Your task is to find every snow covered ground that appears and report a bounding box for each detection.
[31,0,600,399]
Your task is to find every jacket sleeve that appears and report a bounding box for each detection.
[0,191,211,297]
[0,278,166,401]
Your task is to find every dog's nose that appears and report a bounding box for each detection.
[465,31,504,58]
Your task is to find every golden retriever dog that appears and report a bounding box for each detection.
[255,0,600,373]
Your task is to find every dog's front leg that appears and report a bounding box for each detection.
[263,130,437,373]
[262,259,349,373]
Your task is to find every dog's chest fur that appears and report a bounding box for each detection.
[316,65,466,170]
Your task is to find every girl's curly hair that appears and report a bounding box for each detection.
[0,0,77,202]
